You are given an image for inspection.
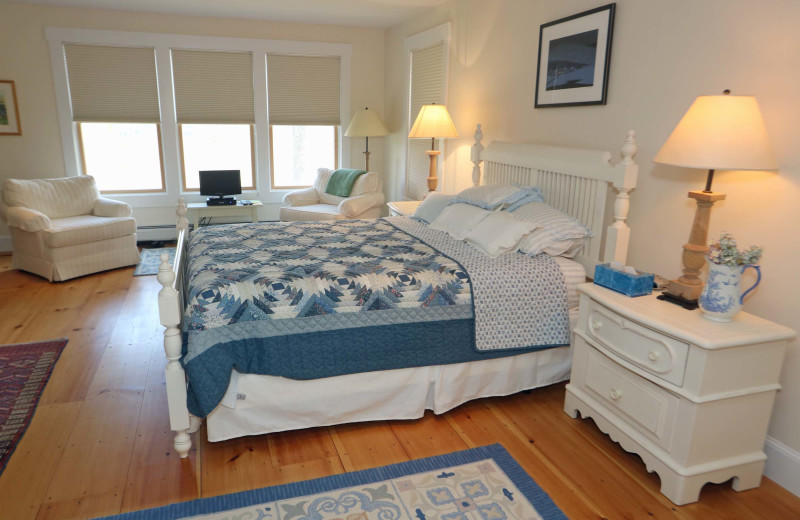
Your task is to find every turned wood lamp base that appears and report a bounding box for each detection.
[662,169,726,307]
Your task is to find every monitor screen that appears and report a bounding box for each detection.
[199,170,242,197]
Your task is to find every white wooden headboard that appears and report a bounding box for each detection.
[469,124,638,277]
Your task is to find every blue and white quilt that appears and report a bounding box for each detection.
[182,217,569,417]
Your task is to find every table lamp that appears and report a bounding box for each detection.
[654,90,777,308]
[344,107,388,171]
[408,103,458,192]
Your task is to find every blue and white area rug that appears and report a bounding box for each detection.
[133,247,176,276]
[96,444,567,520]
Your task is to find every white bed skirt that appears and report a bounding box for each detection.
[206,320,575,442]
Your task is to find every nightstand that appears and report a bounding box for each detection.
[387,200,421,216]
[564,283,795,505]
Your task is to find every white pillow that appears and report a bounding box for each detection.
[510,202,592,256]
[466,211,539,256]
[451,184,528,210]
[430,203,492,240]
[543,238,586,258]
[411,193,453,224]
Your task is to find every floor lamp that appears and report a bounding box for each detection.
[344,107,388,171]
[408,104,458,192]
[654,91,777,308]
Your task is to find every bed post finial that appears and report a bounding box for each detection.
[604,130,639,265]
[177,197,189,232]
[471,123,484,186]
[621,130,637,165]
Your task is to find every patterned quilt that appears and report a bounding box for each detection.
[182,218,569,417]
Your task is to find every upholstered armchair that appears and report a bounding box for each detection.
[280,168,385,222]
[0,176,140,281]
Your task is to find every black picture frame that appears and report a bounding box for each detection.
[534,3,616,108]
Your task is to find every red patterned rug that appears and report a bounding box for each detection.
[0,338,67,475]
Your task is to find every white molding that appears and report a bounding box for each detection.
[764,435,800,498]
[44,27,352,208]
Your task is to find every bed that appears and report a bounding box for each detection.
[156,125,639,457]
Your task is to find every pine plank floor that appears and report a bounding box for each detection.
[1,256,799,519]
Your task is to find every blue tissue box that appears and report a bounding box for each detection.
[593,263,654,297]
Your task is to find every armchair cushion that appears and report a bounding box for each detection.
[282,187,320,208]
[5,206,51,232]
[2,176,99,219]
[43,215,136,248]
[93,197,132,218]
[338,192,385,218]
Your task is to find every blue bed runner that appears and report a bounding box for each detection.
[183,218,569,417]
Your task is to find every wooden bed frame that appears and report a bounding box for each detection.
[156,125,639,457]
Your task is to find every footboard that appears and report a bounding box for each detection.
[156,197,199,457]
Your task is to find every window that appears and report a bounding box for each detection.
[172,50,256,192]
[267,54,341,188]
[47,28,352,205]
[79,123,164,192]
[405,24,450,200]
[63,44,165,193]
[180,124,255,190]
[270,125,337,189]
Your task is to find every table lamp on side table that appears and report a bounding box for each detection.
[345,107,388,172]
[408,103,458,192]
[654,90,777,308]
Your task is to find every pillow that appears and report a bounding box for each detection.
[451,183,528,210]
[411,193,453,224]
[430,203,492,240]
[466,211,539,257]
[543,238,586,258]
[511,202,592,257]
[505,185,545,212]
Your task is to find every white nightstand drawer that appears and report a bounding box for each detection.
[584,348,679,450]
[585,299,689,387]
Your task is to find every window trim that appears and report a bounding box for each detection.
[77,122,167,194]
[46,27,352,207]
[177,124,257,192]
[268,125,339,190]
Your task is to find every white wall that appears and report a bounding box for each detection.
[0,2,386,236]
[384,0,800,477]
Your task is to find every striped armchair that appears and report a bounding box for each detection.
[0,176,139,281]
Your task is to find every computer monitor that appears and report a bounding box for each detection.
[199,170,241,205]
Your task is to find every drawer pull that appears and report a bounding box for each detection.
[648,351,660,362]
[609,388,623,401]
[591,319,602,331]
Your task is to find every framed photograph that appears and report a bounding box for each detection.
[535,3,615,108]
[0,80,22,136]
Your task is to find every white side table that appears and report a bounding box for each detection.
[187,200,263,229]
[387,200,421,216]
[564,283,795,505]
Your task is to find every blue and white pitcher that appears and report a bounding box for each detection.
[699,263,761,322]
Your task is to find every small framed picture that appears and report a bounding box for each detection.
[0,80,22,136]
[535,3,616,108]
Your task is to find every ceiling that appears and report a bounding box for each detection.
[5,0,449,28]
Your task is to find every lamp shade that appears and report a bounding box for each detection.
[344,107,388,137]
[654,94,777,171]
[408,104,458,139]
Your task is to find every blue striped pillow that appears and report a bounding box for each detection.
[509,202,592,256]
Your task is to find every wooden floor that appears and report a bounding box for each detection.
[0,258,799,520]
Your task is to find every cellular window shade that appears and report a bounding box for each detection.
[172,49,255,124]
[267,54,341,125]
[64,44,160,123]
[406,42,445,200]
